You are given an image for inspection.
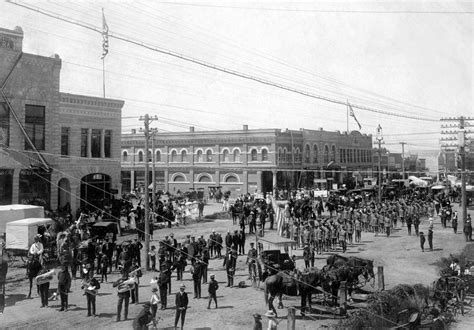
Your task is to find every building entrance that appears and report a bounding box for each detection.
[80,173,111,210]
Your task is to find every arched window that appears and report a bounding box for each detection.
[283,149,287,162]
[313,145,318,163]
[206,150,213,162]
[122,151,128,162]
[197,150,203,162]
[171,150,177,162]
[173,174,185,182]
[198,174,212,182]
[223,149,230,162]
[262,149,268,161]
[233,149,240,162]
[331,145,336,162]
[250,149,258,161]
[181,150,187,162]
[138,151,143,162]
[225,174,239,183]
[156,150,161,162]
[324,145,329,163]
[304,145,310,163]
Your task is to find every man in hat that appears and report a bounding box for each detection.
[303,244,311,269]
[113,272,134,321]
[264,311,280,329]
[174,283,188,330]
[207,274,219,309]
[133,301,154,330]
[223,249,237,287]
[247,242,258,280]
[57,265,71,312]
[28,234,44,266]
[252,313,263,330]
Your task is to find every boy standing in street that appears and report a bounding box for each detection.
[419,232,426,252]
[207,274,219,309]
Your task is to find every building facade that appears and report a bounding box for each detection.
[0,26,124,213]
[121,126,373,197]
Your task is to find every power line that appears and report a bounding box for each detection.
[7,0,440,122]
[154,1,474,14]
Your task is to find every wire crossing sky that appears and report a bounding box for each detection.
[2,0,472,162]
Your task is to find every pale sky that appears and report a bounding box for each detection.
[1,0,473,163]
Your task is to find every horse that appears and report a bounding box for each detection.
[297,267,326,316]
[326,254,375,284]
[263,271,298,317]
[27,255,43,298]
[1,250,8,313]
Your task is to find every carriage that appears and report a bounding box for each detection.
[4,218,55,265]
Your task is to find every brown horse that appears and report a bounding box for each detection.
[297,267,326,316]
[263,271,298,317]
[326,254,375,283]
[27,255,43,298]
[1,250,8,313]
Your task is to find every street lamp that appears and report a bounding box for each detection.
[376,125,383,203]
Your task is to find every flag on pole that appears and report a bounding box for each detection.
[348,102,362,130]
[101,9,109,59]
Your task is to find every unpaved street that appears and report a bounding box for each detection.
[2,202,474,329]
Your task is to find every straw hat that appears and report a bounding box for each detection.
[264,311,277,318]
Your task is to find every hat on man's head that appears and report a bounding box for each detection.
[253,313,262,319]
[250,242,254,245]
[180,283,186,289]
[264,311,277,318]
[151,287,158,292]
[210,274,215,278]
[143,301,152,307]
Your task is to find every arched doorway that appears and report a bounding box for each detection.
[80,173,111,210]
[58,178,71,210]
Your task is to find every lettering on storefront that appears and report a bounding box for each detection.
[0,169,14,175]
[0,36,14,49]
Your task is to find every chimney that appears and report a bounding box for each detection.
[243,124,248,131]
[189,126,195,133]
[131,129,136,134]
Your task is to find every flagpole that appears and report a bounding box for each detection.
[102,57,105,98]
[346,100,349,133]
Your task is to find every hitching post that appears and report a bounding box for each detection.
[287,306,296,330]
[378,266,385,290]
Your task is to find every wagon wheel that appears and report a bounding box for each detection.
[20,255,28,265]
[6,251,16,266]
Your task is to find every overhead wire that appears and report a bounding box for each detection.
[7,0,440,122]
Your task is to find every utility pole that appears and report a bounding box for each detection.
[440,116,473,229]
[376,125,383,203]
[400,142,406,180]
[139,114,158,271]
[150,128,158,209]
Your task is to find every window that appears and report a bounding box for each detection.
[61,127,69,156]
[0,102,9,146]
[91,129,101,158]
[250,149,257,161]
[25,105,45,150]
[173,174,186,182]
[148,150,152,162]
[304,145,310,163]
[223,149,230,162]
[331,145,336,162]
[357,150,360,163]
[104,130,111,158]
[197,150,203,162]
[313,145,318,163]
[138,151,144,162]
[156,150,161,162]
[122,151,128,161]
[233,149,240,162]
[262,149,268,161]
[171,150,177,162]
[341,149,346,163]
[181,150,187,162]
[324,145,329,163]
[225,174,238,183]
[206,150,213,162]
[81,129,88,157]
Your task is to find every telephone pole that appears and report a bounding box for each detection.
[139,114,158,271]
[400,142,406,180]
[440,116,474,229]
[150,128,158,208]
[376,125,383,203]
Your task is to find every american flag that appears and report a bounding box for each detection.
[101,9,109,59]
[348,103,362,130]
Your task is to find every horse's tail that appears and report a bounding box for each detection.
[264,281,268,306]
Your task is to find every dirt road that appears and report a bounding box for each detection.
[2,202,473,329]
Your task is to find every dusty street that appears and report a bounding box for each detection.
[2,202,474,329]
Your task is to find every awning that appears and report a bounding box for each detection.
[1,147,47,170]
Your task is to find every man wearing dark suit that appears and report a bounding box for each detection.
[174,283,189,330]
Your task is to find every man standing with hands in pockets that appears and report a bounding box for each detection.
[174,283,189,329]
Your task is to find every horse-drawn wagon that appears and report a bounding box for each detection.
[4,218,55,265]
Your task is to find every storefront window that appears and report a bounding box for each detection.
[19,169,51,208]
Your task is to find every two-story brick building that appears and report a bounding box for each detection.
[0,26,124,213]
[121,126,373,196]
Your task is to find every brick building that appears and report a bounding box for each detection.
[121,126,373,197]
[0,26,124,213]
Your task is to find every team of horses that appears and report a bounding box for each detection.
[263,254,375,316]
